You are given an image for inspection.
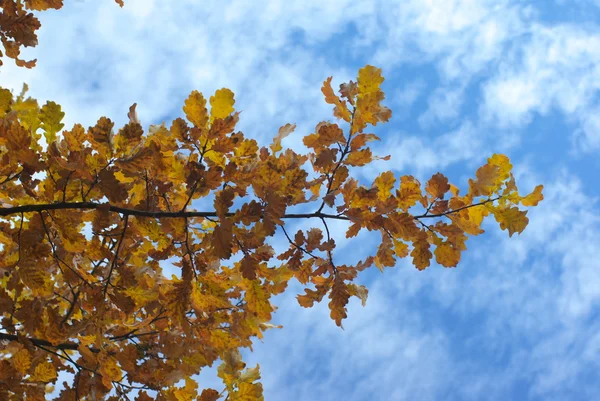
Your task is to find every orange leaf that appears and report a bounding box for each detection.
[321,77,352,122]
[434,242,461,267]
[521,185,544,206]
[426,172,450,199]
[411,238,432,270]
[493,206,529,237]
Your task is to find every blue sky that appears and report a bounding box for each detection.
[2,0,600,400]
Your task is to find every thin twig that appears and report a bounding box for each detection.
[103,214,129,296]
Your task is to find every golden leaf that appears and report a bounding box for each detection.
[183,90,209,129]
[99,353,122,389]
[210,88,235,121]
[396,175,424,210]
[434,242,461,267]
[12,349,31,376]
[374,171,396,201]
[39,100,65,144]
[30,362,57,382]
[521,185,544,206]
[493,206,529,237]
[321,77,351,122]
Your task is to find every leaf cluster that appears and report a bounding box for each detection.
[0,3,544,398]
[0,64,544,399]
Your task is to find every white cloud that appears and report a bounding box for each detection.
[418,84,465,127]
[480,23,600,151]
[362,120,484,180]
[391,78,425,115]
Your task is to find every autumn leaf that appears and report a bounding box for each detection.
[358,65,385,94]
[199,389,220,401]
[345,148,372,166]
[492,206,529,237]
[521,185,544,206]
[24,0,64,11]
[322,76,352,122]
[426,173,450,199]
[210,88,235,121]
[374,171,396,201]
[329,276,350,327]
[127,102,140,124]
[183,90,209,129]
[469,163,501,197]
[411,238,432,270]
[434,242,461,268]
[99,353,123,388]
[396,175,424,210]
[29,362,57,382]
[12,349,31,376]
[39,100,65,143]
[240,255,259,280]
[374,233,395,271]
[271,123,295,154]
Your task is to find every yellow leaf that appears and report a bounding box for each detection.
[99,354,122,389]
[469,164,501,197]
[493,206,529,237]
[30,362,57,382]
[392,238,409,258]
[240,364,261,382]
[210,88,235,121]
[396,175,423,210]
[357,65,384,94]
[434,242,461,267]
[321,77,351,122]
[40,100,65,144]
[487,153,512,183]
[521,185,544,206]
[19,265,48,294]
[235,382,264,401]
[24,0,63,11]
[12,349,31,376]
[173,377,198,401]
[244,280,272,320]
[0,88,13,117]
[345,148,372,166]
[374,171,395,201]
[183,90,208,129]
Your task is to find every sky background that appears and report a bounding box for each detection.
[2,0,600,400]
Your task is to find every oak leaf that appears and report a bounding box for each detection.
[493,206,529,237]
[426,172,450,199]
[521,185,544,206]
[183,90,209,129]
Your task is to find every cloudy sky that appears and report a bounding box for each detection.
[3,0,600,400]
